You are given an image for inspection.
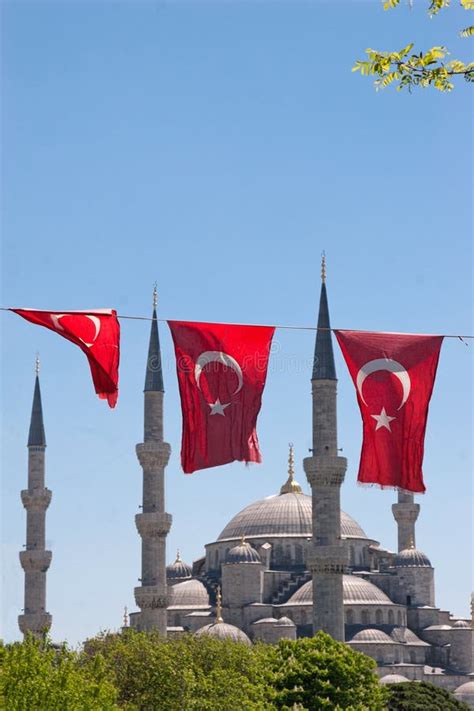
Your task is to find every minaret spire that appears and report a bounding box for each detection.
[280,443,302,495]
[18,361,52,638]
[304,262,347,642]
[134,286,172,634]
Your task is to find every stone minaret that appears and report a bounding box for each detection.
[134,289,172,634]
[392,491,420,552]
[18,358,52,638]
[303,256,347,641]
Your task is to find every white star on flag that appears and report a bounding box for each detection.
[208,399,231,416]
[371,407,396,431]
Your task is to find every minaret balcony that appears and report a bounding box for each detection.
[135,512,172,538]
[136,442,171,470]
[303,455,347,488]
[391,503,420,523]
[21,488,52,511]
[18,611,52,636]
[134,584,169,610]
[19,549,52,573]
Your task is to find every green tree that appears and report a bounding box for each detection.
[385,680,470,710]
[269,632,387,711]
[0,635,118,711]
[82,629,274,710]
[353,0,474,91]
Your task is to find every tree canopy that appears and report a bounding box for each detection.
[385,680,471,710]
[353,0,474,91]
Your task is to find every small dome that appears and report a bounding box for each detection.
[195,622,251,645]
[286,575,393,606]
[379,674,409,685]
[351,629,394,643]
[168,579,210,609]
[454,681,474,706]
[390,628,429,646]
[166,551,192,580]
[393,548,431,568]
[276,616,295,627]
[252,617,278,625]
[453,619,470,628]
[225,539,261,564]
[423,624,452,631]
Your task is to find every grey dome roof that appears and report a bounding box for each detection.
[390,628,430,646]
[167,552,192,580]
[393,547,431,568]
[276,616,295,627]
[218,492,369,541]
[286,575,393,606]
[453,619,470,628]
[168,579,210,609]
[195,622,251,645]
[379,674,409,685]
[351,629,394,643]
[225,540,261,564]
[454,681,474,704]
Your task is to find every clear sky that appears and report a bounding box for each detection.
[1,0,472,645]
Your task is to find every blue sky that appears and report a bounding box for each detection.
[1,0,472,645]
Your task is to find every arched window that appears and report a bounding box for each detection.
[409,651,416,663]
[397,610,402,625]
[361,609,370,625]
[295,544,303,565]
[214,549,219,569]
[388,610,394,625]
[346,609,354,625]
[375,609,383,625]
[349,547,355,566]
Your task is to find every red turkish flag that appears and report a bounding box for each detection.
[12,308,120,408]
[168,320,275,474]
[335,331,443,493]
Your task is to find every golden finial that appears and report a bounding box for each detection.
[321,251,326,283]
[153,282,158,308]
[240,534,246,545]
[35,353,40,376]
[280,443,302,495]
[175,549,182,563]
[123,606,129,628]
[409,537,415,549]
[215,586,224,624]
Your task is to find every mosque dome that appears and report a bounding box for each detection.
[195,621,251,645]
[166,551,192,580]
[393,547,431,568]
[454,681,474,706]
[168,579,210,609]
[351,629,394,643]
[217,492,369,541]
[287,575,393,606]
[225,539,261,564]
[379,674,409,685]
[276,616,295,627]
[453,619,470,628]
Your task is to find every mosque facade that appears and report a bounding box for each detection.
[19,276,473,703]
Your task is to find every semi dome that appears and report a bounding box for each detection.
[195,621,251,645]
[453,619,470,628]
[454,681,474,706]
[225,539,261,564]
[393,548,431,568]
[168,579,210,609]
[351,629,394,643]
[218,492,369,541]
[379,674,409,685]
[390,628,429,646]
[166,551,192,580]
[287,575,393,606]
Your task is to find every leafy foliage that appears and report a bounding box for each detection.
[386,680,471,710]
[269,632,387,711]
[0,636,118,711]
[355,0,474,91]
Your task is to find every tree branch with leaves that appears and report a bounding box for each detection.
[353,0,474,91]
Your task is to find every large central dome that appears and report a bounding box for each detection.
[217,492,369,541]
